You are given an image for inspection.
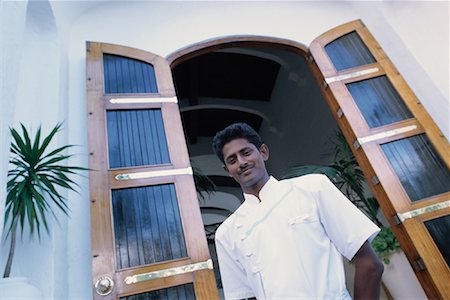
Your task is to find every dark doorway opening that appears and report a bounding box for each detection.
[171,44,339,296]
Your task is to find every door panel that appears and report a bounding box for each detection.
[106,109,170,169]
[324,31,376,71]
[111,183,187,269]
[424,215,450,268]
[309,20,450,298]
[346,75,413,128]
[380,134,450,202]
[103,53,158,94]
[87,42,218,299]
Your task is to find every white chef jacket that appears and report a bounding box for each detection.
[215,174,380,300]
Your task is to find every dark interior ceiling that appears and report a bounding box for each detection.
[208,175,240,188]
[181,109,263,144]
[172,51,280,144]
[173,52,280,101]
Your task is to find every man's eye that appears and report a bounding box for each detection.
[227,158,236,164]
[243,150,252,156]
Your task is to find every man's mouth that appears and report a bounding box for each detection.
[239,166,253,175]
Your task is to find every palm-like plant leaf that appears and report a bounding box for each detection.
[192,164,216,201]
[282,165,340,181]
[3,123,88,277]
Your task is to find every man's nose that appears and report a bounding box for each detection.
[237,155,247,166]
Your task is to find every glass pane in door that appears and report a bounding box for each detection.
[103,54,158,94]
[324,31,376,71]
[381,134,450,202]
[112,184,187,269]
[347,76,413,128]
[107,109,170,168]
[425,215,450,268]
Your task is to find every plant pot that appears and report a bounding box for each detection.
[0,277,43,300]
[381,250,427,299]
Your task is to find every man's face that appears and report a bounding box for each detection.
[222,138,269,191]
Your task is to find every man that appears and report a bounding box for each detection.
[212,123,383,300]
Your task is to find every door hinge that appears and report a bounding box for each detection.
[371,175,380,185]
[392,215,401,225]
[414,258,426,272]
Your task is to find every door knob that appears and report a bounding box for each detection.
[95,276,114,296]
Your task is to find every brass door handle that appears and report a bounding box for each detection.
[95,276,114,296]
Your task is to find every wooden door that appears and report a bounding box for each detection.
[309,20,450,299]
[86,42,218,299]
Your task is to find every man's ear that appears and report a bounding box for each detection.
[222,164,231,176]
[260,144,269,161]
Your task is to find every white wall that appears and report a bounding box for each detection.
[0,0,28,243]
[1,1,448,299]
[1,1,70,298]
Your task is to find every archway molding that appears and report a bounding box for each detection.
[166,35,310,68]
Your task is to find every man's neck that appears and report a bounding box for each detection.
[242,174,270,201]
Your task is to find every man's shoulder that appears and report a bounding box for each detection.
[215,204,245,242]
[280,173,329,192]
[215,214,234,242]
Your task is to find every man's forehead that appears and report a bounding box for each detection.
[223,138,256,154]
[224,138,252,148]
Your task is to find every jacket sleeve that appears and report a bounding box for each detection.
[314,174,380,260]
[215,225,255,300]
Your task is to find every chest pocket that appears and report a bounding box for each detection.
[288,213,319,225]
[289,216,330,258]
[282,190,327,245]
[284,187,320,225]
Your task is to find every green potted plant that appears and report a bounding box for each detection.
[1,123,86,298]
[371,227,401,264]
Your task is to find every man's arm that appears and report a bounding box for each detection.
[215,226,255,300]
[352,240,384,299]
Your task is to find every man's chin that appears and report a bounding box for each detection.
[239,177,258,188]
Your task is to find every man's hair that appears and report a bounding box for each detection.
[212,123,263,163]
